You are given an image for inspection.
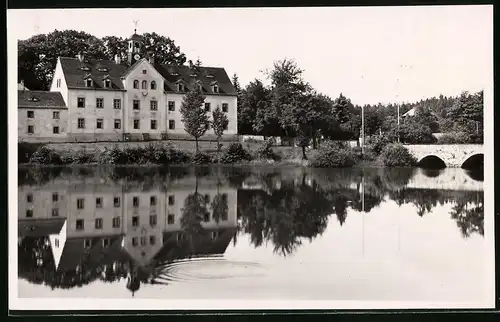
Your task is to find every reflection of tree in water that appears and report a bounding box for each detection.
[450,194,484,238]
[388,188,443,216]
[238,174,331,256]
[18,237,131,290]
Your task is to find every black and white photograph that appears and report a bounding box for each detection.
[8,5,494,310]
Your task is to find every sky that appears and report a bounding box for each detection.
[8,5,493,106]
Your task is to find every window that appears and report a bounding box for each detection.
[168,101,175,111]
[142,80,147,89]
[132,216,139,227]
[77,198,85,209]
[133,80,139,89]
[150,196,157,206]
[204,194,210,204]
[76,219,84,230]
[150,215,157,227]
[55,239,60,248]
[52,193,58,202]
[133,100,140,110]
[168,195,175,205]
[204,103,211,112]
[27,125,34,134]
[95,218,103,229]
[204,212,210,222]
[151,81,156,90]
[96,98,104,108]
[213,84,219,93]
[140,236,147,246]
[52,208,59,217]
[150,236,156,245]
[133,119,140,129]
[167,214,175,225]
[112,216,121,228]
[222,211,228,221]
[96,197,103,208]
[53,126,60,134]
[27,194,33,203]
[96,119,103,129]
[27,110,34,118]
[177,83,184,91]
[222,103,228,113]
[113,99,121,109]
[84,239,92,248]
[169,120,175,130]
[113,197,120,207]
[114,119,121,129]
[150,119,157,130]
[150,100,158,111]
[86,79,93,87]
[132,237,138,247]
[26,209,33,218]
[104,79,111,88]
[77,118,85,129]
[77,97,85,108]
[133,197,139,207]
[102,238,110,247]
[53,111,60,119]
[56,79,61,88]
[142,70,147,74]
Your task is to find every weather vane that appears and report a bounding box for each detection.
[133,20,139,34]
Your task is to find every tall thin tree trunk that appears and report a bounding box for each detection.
[312,133,317,149]
[302,146,307,160]
[195,138,199,153]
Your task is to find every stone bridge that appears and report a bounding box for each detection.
[403,144,483,168]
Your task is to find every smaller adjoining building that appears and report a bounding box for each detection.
[18,90,68,143]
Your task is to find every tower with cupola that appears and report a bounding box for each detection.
[127,29,144,66]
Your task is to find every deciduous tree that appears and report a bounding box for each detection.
[212,106,229,159]
[180,88,210,152]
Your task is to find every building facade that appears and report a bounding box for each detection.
[18,32,238,143]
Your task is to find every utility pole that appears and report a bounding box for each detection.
[361,104,365,155]
[397,103,400,143]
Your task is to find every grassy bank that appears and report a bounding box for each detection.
[19,139,412,168]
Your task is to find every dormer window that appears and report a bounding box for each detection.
[195,81,203,91]
[206,74,214,79]
[85,79,93,87]
[171,72,179,76]
[133,80,139,89]
[104,79,111,88]
[212,84,219,93]
[177,82,184,92]
[190,74,198,78]
[97,67,108,72]
[151,81,157,90]
[80,66,90,71]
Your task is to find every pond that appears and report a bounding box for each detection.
[16,165,491,307]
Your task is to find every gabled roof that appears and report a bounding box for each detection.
[18,91,67,109]
[59,57,127,91]
[153,64,237,96]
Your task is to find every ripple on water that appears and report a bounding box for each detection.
[155,257,266,283]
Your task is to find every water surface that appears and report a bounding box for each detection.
[17,165,489,306]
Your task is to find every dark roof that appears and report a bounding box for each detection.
[18,91,67,109]
[128,33,144,42]
[18,218,66,237]
[59,57,128,91]
[153,63,237,96]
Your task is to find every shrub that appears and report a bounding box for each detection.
[400,122,437,144]
[220,142,252,164]
[367,134,392,155]
[19,143,44,163]
[192,151,212,165]
[437,132,470,144]
[380,143,417,167]
[99,146,128,164]
[29,146,62,165]
[72,149,98,164]
[255,138,280,160]
[309,142,356,168]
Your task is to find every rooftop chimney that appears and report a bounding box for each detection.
[188,60,194,69]
[115,54,121,65]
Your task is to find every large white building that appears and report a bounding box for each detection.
[19,32,238,143]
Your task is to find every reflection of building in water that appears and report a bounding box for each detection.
[18,175,238,275]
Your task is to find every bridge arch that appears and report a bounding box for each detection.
[461,153,484,170]
[417,155,447,169]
